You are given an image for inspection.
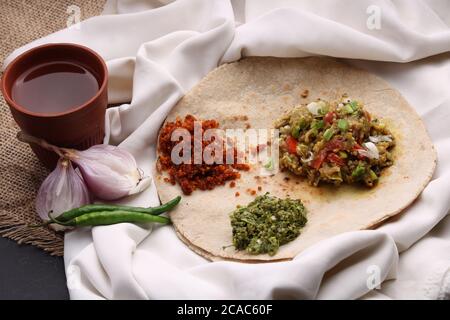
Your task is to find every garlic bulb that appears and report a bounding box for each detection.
[68,145,152,200]
[17,132,152,201]
[36,159,91,230]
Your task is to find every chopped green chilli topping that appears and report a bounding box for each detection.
[230,193,307,256]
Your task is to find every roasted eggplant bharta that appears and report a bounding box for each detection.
[275,96,395,187]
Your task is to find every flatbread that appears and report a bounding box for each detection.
[154,57,437,262]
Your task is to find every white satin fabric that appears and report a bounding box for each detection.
[4,0,450,299]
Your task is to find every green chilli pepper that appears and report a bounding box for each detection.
[338,119,349,131]
[312,120,324,130]
[343,104,354,114]
[350,101,359,111]
[352,164,366,178]
[49,211,171,227]
[55,196,181,223]
[323,128,335,141]
[31,196,181,228]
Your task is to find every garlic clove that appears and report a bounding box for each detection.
[36,158,91,230]
[16,132,151,202]
[70,145,152,200]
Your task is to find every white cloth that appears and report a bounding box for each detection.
[4,0,450,299]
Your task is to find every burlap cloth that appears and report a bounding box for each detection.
[0,0,105,256]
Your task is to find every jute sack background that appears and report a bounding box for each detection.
[0,0,105,256]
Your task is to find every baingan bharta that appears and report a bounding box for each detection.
[154,57,436,262]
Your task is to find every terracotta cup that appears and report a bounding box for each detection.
[1,43,108,169]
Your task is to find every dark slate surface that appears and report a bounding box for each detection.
[0,237,69,299]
